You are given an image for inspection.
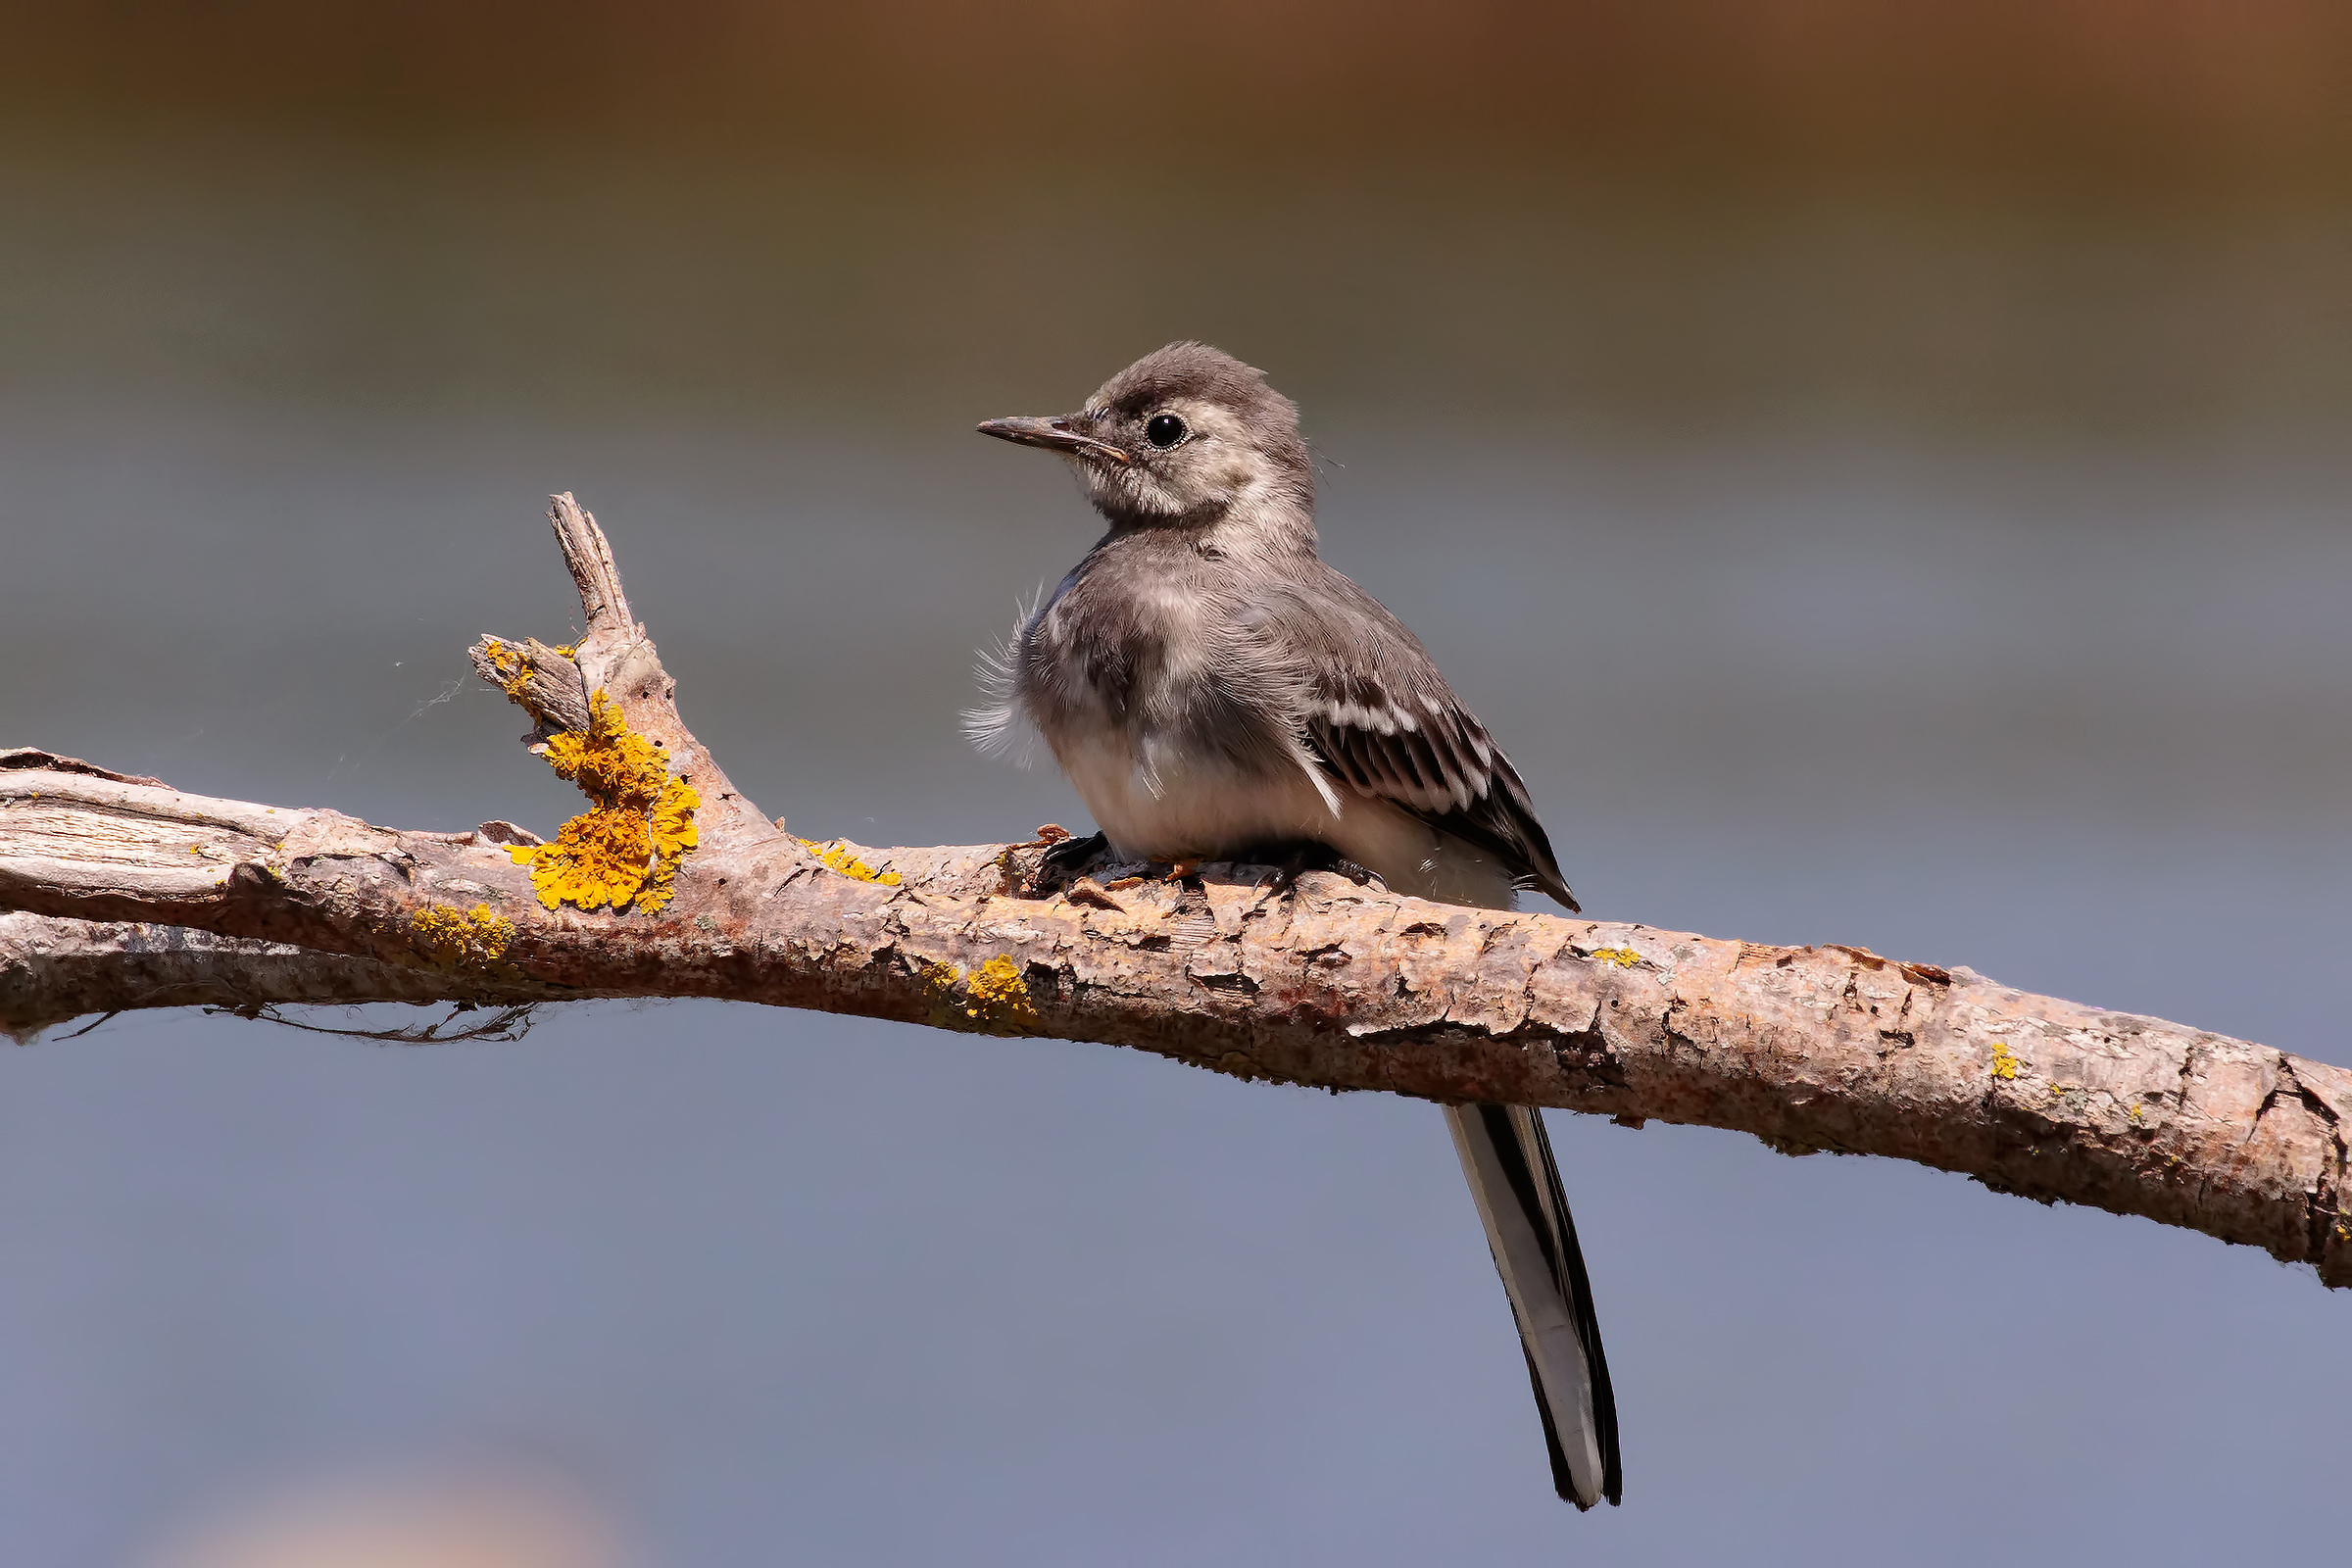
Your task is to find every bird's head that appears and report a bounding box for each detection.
[978,342,1315,551]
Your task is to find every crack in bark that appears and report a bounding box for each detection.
[2277,1057,2349,1270]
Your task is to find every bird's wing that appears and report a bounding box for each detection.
[1237,564,1578,910]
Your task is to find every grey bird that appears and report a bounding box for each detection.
[969,342,1621,1509]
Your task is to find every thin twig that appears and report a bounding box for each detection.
[203,1002,545,1045]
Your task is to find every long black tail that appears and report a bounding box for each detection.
[1443,1102,1622,1508]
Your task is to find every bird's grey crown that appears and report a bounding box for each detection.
[1085,341,1305,442]
[1062,342,1315,541]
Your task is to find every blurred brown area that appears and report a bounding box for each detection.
[4,3,2348,441]
[5,1,2349,185]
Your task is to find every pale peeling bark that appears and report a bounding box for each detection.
[2,496,2345,1291]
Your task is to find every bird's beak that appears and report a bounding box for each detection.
[976,415,1131,466]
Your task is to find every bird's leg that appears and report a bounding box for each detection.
[1029,830,1109,895]
[1102,855,1200,892]
[1255,840,1382,902]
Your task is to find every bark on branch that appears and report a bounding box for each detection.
[3,496,2345,1290]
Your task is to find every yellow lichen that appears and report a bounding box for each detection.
[542,695,670,808]
[1989,1041,2021,1081]
[507,689,699,913]
[633,774,701,913]
[966,956,1038,1028]
[515,808,651,910]
[800,838,903,886]
[410,903,516,969]
[1591,947,1642,968]
[922,956,1040,1034]
[480,637,534,703]
[922,961,962,1023]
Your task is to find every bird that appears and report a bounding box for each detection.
[967,341,1621,1509]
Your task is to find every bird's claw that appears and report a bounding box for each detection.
[1256,842,1382,902]
[1021,830,1111,898]
[1038,830,1109,880]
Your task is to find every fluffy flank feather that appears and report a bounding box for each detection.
[962,589,1046,766]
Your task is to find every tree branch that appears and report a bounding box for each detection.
[3,495,2344,1289]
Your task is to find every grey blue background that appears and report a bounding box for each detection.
[3,9,2350,1563]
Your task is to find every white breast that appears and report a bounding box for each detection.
[1054,729,1336,864]
[1053,728,1517,907]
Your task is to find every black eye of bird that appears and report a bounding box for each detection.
[1144,413,1188,449]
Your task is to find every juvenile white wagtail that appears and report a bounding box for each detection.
[970,342,1621,1509]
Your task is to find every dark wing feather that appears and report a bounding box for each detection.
[1247,564,1578,911]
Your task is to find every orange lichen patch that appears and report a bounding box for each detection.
[966,956,1039,1028]
[800,838,902,886]
[922,956,1041,1034]
[479,637,534,703]
[542,695,669,808]
[1988,1041,2021,1082]
[1591,946,1642,968]
[508,689,699,913]
[517,808,653,910]
[634,775,702,913]
[410,903,517,970]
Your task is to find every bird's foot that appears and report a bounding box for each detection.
[1039,829,1108,879]
[1021,829,1111,897]
[1105,857,1201,892]
[1255,841,1383,902]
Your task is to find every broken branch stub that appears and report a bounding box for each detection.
[0,493,2344,1293]
[467,493,780,914]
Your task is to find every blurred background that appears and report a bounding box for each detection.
[3,3,2349,1564]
